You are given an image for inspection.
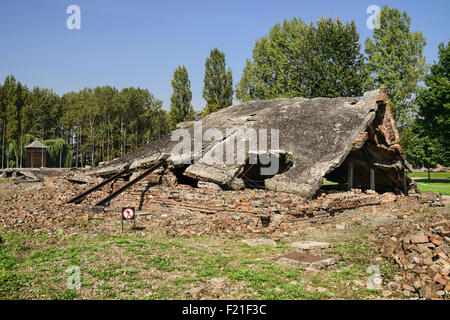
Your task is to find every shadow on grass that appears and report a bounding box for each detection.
[414,179,450,184]
[415,179,450,196]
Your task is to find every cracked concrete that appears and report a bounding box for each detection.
[77,89,414,198]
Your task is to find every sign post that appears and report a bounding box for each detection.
[121,207,136,232]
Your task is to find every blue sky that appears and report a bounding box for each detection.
[0,0,449,111]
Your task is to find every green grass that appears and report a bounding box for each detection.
[0,238,33,298]
[322,179,338,186]
[0,228,400,300]
[415,179,450,195]
[323,174,450,195]
[0,179,8,183]
[408,172,450,179]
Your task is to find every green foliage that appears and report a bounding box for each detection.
[0,76,169,168]
[408,172,450,179]
[399,125,444,168]
[44,138,74,168]
[399,126,426,167]
[416,41,450,166]
[26,87,62,139]
[236,17,365,101]
[169,66,194,130]
[400,41,449,168]
[6,133,35,167]
[202,48,233,116]
[365,5,428,125]
[7,142,16,168]
[1,75,29,167]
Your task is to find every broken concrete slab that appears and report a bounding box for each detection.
[197,181,223,191]
[80,88,415,198]
[276,251,338,269]
[290,241,331,250]
[19,170,39,180]
[1,168,70,184]
[277,257,304,268]
[306,257,338,269]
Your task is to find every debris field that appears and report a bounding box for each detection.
[0,88,448,300]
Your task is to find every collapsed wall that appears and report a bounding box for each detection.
[74,88,415,199]
[69,174,441,237]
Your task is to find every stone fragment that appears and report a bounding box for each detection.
[429,236,443,246]
[433,273,447,286]
[376,212,450,300]
[445,283,450,292]
[290,241,331,250]
[306,257,337,269]
[276,251,337,269]
[402,283,415,292]
[410,232,429,244]
[381,290,392,297]
[198,181,222,191]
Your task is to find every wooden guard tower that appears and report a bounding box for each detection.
[25,140,47,168]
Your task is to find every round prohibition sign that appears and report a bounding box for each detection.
[122,208,135,220]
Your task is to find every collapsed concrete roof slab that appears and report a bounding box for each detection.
[83,88,414,198]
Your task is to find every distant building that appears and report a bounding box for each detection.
[25,140,47,168]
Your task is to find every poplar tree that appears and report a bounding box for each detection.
[169,66,194,130]
[202,48,233,116]
[365,5,427,125]
[3,75,29,167]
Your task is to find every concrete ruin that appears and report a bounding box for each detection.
[0,168,68,183]
[73,88,415,200]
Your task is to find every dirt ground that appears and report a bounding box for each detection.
[0,179,448,300]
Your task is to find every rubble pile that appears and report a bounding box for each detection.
[377,213,450,299]
[0,176,108,232]
[101,167,439,222]
[0,168,68,183]
[107,181,440,238]
[115,183,387,217]
[0,174,444,242]
[84,89,416,198]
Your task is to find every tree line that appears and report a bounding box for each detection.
[1,5,448,168]
[168,5,448,168]
[0,82,170,168]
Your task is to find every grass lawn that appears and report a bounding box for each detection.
[408,172,450,179]
[414,179,450,196]
[323,174,450,195]
[322,179,338,186]
[0,179,8,183]
[0,226,396,300]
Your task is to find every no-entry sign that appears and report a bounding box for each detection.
[122,207,135,220]
[121,207,136,232]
